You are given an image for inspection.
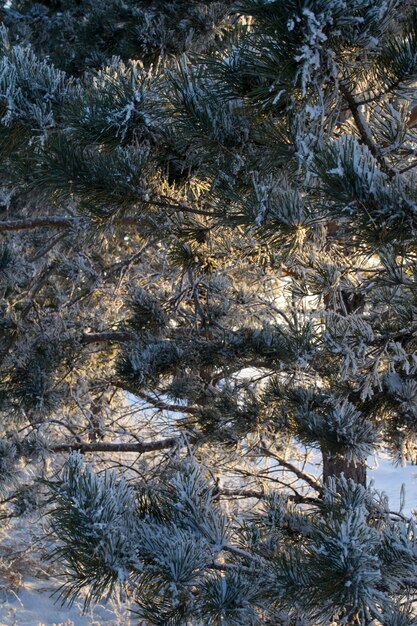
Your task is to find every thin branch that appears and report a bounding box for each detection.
[218,487,316,504]
[340,84,395,178]
[0,216,74,232]
[81,331,134,345]
[259,443,321,493]
[217,487,266,499]
[398,158,417,173]
[29,231,67,261]
[53,436,182,454]
[127,388,199,415]
[0,214,149,233]
[222,544,266,566]
[0,202,214,234]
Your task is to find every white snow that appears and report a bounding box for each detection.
[369,455,417,515]
[0,519,133,626]
[0,579,133,626]
[0,579,128,626]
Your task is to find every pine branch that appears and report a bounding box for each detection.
[222,543,267,566]
[0,204,214,233]
[81,331,134,345]
[217,487,266,499]
[218,487,316,504]
[28,232,67,261]
[339,84,395,178]
[53,437,182,454]
[0,216,75,232]
[126,389,200,415]
[259,443,321,493]
[0,215,149,232]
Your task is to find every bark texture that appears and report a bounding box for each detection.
[322,451,366,486]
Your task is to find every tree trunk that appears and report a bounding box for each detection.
[322,450,366,487]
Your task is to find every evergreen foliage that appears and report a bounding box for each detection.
[0,0,416,623]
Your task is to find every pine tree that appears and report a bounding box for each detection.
[0,0,417,623]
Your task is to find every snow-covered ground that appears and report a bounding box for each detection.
[0,577,134,626]
[0,520,134,626]
[369,455,417,515]
[0,582,132,626]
